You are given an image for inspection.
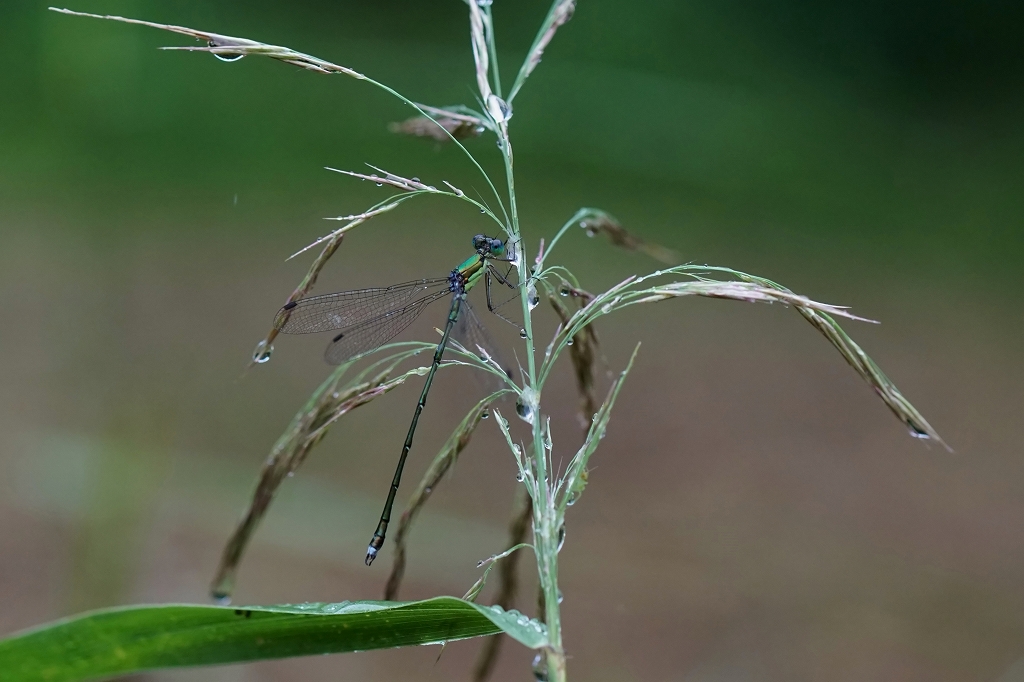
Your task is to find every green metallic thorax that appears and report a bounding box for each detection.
[456,253,486,290]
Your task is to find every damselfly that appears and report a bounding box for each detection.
[272,234,517,565]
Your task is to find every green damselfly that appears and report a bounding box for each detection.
[272,234,517,565]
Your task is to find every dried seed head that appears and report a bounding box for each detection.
[388,115,484,142]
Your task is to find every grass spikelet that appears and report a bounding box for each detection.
[539,265,946,451]
[734,273,950,450]
[325,165,437,193]
[467,0,494,104]
[49,8,366,78]
[578,211,679,265]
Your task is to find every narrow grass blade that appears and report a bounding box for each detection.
[508,0,577,103]
[559,344,641,509]
[0,597,548,682]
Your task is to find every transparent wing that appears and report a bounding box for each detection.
[324,289,451,365]
[274,278,450,335]
[453,300,513,378]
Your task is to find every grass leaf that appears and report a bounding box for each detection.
[0,597,548,682]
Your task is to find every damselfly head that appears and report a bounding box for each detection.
[472,234,506,258]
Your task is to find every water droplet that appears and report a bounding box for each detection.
[556,525,566,551]
[412,177,420,181]
[512,443,522,456]
[566,491,578,506]
[213,594,232,606]
[516,471,525,482]
[557,590,564,604]
[516,398,533,423]
[480,207,486,214]
[532,653,548,682]
[517,615,529,626]
[375,182,383,187]
[424,486,432,494]
[252,340,273,364]
[287,471,294,478]
[527,283,539,311]
[213,52,245,63]
[481,411,490,419]
[601,303,612,314]
[496,139,504,150]
[559,285,570,297]
[519,329,528,339]
[566,338,574,346]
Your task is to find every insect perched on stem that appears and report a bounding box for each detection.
[272,234,518,564]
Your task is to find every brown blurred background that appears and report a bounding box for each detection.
[1,1,1023,680]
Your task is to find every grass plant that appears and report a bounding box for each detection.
[0,4,946,681]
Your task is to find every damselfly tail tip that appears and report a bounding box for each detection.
[365,546,378,566]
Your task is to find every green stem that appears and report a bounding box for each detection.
[497,121,567,682]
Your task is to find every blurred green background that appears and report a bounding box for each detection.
[1,1,1023,680]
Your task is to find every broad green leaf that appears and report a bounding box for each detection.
[0,597,547,682]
